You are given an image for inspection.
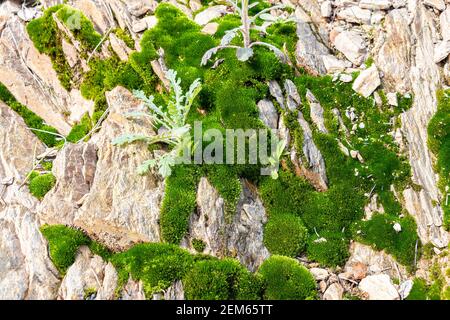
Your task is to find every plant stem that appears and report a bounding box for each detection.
[241,0,251,48]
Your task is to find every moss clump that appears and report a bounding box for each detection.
[427,89,450,230]
[352,214,420,267]
[113,28,135,49]
[306,232,350,268]
[183,259,263,300]
[407,278,428,300]
[192,239,206,253]
[40,225,112,275]
[26,5,73,89]
[40,225,91,274]
[258,255,317,300]
[0,82,61,147]
[263,213,308,257]
[28,172,56,200]
[66,113,92,143]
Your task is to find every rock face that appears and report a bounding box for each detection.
[359,274,400,300]
[58,246,117,300]
[73,87,165,251]
[257,99,278,130]
[182,178,270,272]
[0,102,60,300]
[333,30,367,66]
[352,65,381,97]
[0,10,93,135]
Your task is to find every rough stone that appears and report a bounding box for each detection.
[333,30,367,65]
[257,99,278,130]
[201,22,219,35]
[322,54,352,73]
[423,0,446,11]
[440,8,450,41]
[310,267,329,281]
[109,33,133,62]
[337,6,371,24]
[359,0,392,10]
[194,5,227,26]
[306,89,328,133]
[352,65,381,97]
[323,283,344,300]
[359,274,400,300]
[434,41,450,63]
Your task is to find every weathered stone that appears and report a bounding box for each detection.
[434,41,450,63]
[73,87,164,251]
[257,99,278,130]
[121,278,145,300]
[164,280,184,300]
[359,0,392,10]
[323,283,344,300]
[310,267,329,281]
[386,92,398,106]
[71,0,116,34]
[398,279,413,299]
[333,30,367,65]
[306,89,328,133]
[269,80,285,110]
[423,0,446,11]
[182,178,270,272]
[58,246,117,300]
[322,54,352,73]
[337,6,371,24]
[371,10,385,24]
[38,143,97,225]
[132,19,148,33]
[359,274,400,300]
[321,1,333,17]
[126,0,157,17]
[440,8,450,41]
[352,65,381,97]
[201,22,219,35]
[109,33,133,62]
[194,5,227,26]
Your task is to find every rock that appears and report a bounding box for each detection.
[58,246,118,300]
[345,242,408,279]
[38,143,97,226]
[73,87,164,251]
[364,194,384,219]
[352,65,381,97]
[164,280,184,300]
[109,33,133,62]
[386,92,398,106]
[143,15,158,30]
[339,74,353,82]
[257,99,278,130]
[61,38,79,68]
[132,19,148,33]
[295,19,330,75]
[337,6,371,24]
[423,0,446,11]
[440,8,450,41]
[434,41,450,63]
[0,15,92,135]
[194,5,227,26]
[321,1,333,18]
[393,222,402,232]
[393,0,407,8]
[269,80,285,110]
[310,267,329,281]
[201,22,219,35]
[284,79,302,111]
[126,0,157,17]
[0,102,60,300]
[71,0,116,34]
[17,6,39,22]
[189,0,202,12]
[182,178,270,272]
[359,0,392,10]
[333,30,367,65]
[319,280,327,293]
[322,54,352,73]
[371,10,385,24]
[359,274,400,300]
[306,89,328,133]
[120,278,146,300]
[323,283,344,300]
[398,279,413,299]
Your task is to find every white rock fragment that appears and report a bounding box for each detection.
[310,268,329,281]
[132,19,148,33]
[323,283,344,300]
[423,0,446,11]
[321,1,333,18]
[352,65,381,97]
[333,31,368,65]
[109,33,132,62]
[359,274,400,300]
[392,0,406,8]
[440,8,450,41]
[340,74,353,82]
[201,22,219,35]
[359,0,392,10]
[386,92,398,106]
[194,5,227,26]
[374,91,382,105]
[322,55,352,73]
[399,279,413,300]
[393,222,402,232]
[144,15,158,30]
[371,11,385,24]
[434,41,450,63]
[337,6,371,24]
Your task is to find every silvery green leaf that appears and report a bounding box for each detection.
[137,159,157,175]
[201,46,221,66]
[248,2,260,9]
[236,47,254,61]
[259,13,278,22]
[158,154,176,178]
[221,28,239,46]
[112,134,149,146]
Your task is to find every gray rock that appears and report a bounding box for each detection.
[284,79,302,111]
[352,65,381,97]
[257,99,278,130]
[386,92,398,106]
[306,89,328,133]
[333,31,367,65]
[269,80,285,110]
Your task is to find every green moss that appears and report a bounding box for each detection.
[352,214,420,267]
[113,28,135,49]
[258,255,317,300]
[306,231,350,268]
[183,258,263,300]
[192,239,206,253]
[263,213,308,257]
[83,287,97,300]
[0,82,61,147]
[40,225,91,275]
[407,278,428,300]
[428,89,450,230]
[28,172,56,200]
[66,113,92,143]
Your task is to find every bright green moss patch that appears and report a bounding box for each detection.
[258,255,317,300]
[407,278,428,300]
[306,232,350,267]
[28,171,56,200]
[427,89,450,230]
[183,259,263,300]
[0,82,61,147]
[352,214,420,267]
[263,213,308,257]
[113,28,135,49]
[66,113,92,143]
[192,239,206,253]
